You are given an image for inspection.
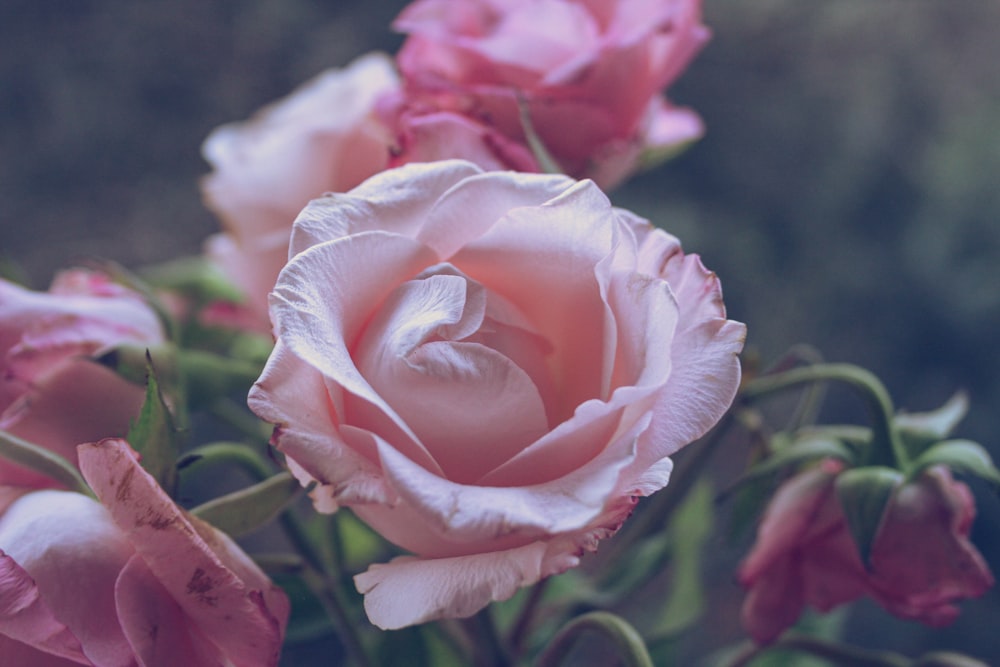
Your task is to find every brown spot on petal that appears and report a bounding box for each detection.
[116,464,136,503]
[185,567,220,606]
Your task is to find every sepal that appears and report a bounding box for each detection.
[834,466,903,569]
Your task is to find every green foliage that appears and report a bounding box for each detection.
[834,466,903,568]
[191,471,302,537]
[126,357,181,495]
[0,429,91,495]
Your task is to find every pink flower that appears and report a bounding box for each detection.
[200,52,401,326]
[0,271,164,488]
[738,459,995,644]
[248,160,745,629]
[0,438,289,666]
[391,0,709,187]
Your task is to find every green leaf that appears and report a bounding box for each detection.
[126,356,181,495]
[911,439,1000,485]
[741,433,857,484]
[651,480,714,637]
[835,466,903,568]
[0,429,91,495]
[897,392,970,458]
[191,472,301,538]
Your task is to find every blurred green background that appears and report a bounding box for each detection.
[2,0,998,661]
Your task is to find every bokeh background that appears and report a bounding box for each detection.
[2,0,998,662]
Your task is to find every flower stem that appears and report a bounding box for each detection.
[535,611,653,667]
[741,363,910,471]
[723,634,910,667]
[460,607,513,667]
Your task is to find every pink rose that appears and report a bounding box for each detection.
[0,438,289,666]
[392,0,709,187]
[738,459,995,644]
[200,52,401,326]
[0,271,164,488]
[248,160,745,629]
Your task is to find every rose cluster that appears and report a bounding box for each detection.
[2,0,995,663]
[201,0,710,329]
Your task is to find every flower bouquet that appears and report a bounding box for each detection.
[1,1,997,666]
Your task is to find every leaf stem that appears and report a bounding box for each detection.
[723,634,910,667]
[741,363,909,471]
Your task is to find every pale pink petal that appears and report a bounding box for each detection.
[452,181,618,421]
[78,439,287,667]
[261,232,443,474]
[202,52,399,241]
[0,490,136,667]
[354,539,579,630]
[362,409,652,556]
[289,160,485,255]
[249,341,395,510]
[355,272,549,482]
[416,170,574,260]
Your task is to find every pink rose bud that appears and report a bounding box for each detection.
[0,271,165,488]
[249,160,745,629]
[200,52,401,328]
[0,438,289,666]
[391,0,709,187]
[738,459,994,644]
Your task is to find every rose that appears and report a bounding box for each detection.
[0,270,164,488]
[377,93,542,173]
[200,52,400,326]
[738,459,995,644]
[391,0,709,187]
[0,438,289,666]
[248,160,745,629]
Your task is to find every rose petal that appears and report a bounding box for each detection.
[115,555,222,666]
[290,160,485,255]
[356,272,549,482]
[250,341,395,509]
[0,636,86,667]
[0,490,135,666]
[262,231,444,474]
[354,539,579,630]
[0,550,86,664]
[452,180,618,420]
[360,408,652,556]
[78,439,287,667]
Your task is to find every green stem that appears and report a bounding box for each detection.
[0,429,93,497]
[460,607,513,667]
[178,441,274,481]
[723,635,910,667]
[741,363,909,471]
[535,612,653,667]
[300,566,374,667]
[508,578,551,656]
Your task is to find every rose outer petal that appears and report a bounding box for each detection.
[78,439,288,667]
[355,539,579,630]
[0,551,87,664]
